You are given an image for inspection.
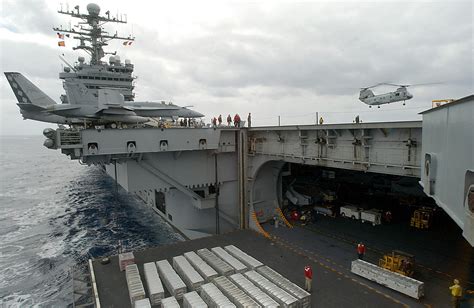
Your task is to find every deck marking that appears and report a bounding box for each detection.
[269,235,409,307]
[300,225,474,285]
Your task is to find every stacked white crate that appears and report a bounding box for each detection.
[156,260,187,300]
[257,266,311,308]
[125,264,146,306]
[213,276,260,308]
[200,282,236,308]
[119,252,135,271]
[183,291,208,308]
[224,245,263,270]
[229,273,279,307]
[184,251,219,282]
[160,296,180,308]
[197,248,234,276]
[210,247,247,273]
[143,262,165,305]
[134,298,152,308]
[173,255,205,291]
[244,271,298,308]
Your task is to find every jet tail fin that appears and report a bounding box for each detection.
[4,72,57,109]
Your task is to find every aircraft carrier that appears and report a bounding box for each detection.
[4,3,473,307]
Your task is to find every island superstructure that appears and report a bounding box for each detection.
[4,3,203,127]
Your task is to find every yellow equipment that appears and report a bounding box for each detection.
[379,250,415,277]
[410,207,434,229]
[432,99,454,108]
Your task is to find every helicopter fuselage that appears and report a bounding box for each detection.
[360,87,413,106]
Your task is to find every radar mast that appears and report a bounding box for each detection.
[53,3,134,65]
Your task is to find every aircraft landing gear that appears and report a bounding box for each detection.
[403,101,406,106]
[369,106,372,108]
[377,106,380,108]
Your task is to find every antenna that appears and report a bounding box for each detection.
[53,3,135,65]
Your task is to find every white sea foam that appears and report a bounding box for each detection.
[37,240,65,259]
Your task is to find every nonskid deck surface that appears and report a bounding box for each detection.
[92,229,403,307]
[263,216,474,308]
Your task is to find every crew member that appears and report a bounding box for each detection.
[449,279,462,308]
[247,113,252,127]
[357,242,366,260]
[290,210,300,221]
[300,212,307,226]
[234,114,241,127]
[212,117,217,127]
[319,117,324,125]
[304,265,313,292]
[227,114,232,126]
[384,210,392,223]
[218,114,222,126]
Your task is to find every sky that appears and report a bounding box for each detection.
[0,0,472,135]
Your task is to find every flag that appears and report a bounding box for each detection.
[65,34,70,38]
[57,33,64,39]
[58,41,65,47]
[123,41,128,46]
[128,41,133,45]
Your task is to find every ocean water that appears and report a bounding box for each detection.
[0,135,183,307]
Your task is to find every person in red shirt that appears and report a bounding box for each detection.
[304,265,313,292]
[290,210,300,221]
[357,242,366,260]
[234,114,241,127]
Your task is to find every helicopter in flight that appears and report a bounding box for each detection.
[359,83,415,108]
[359,82,440,108]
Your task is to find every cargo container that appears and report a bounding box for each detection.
[160,296,180,308]
[213,276,260,307]
[156,260,187,300]
[229,273,279,307]
[143,262,165,305]
[224,245,263,270]
[244,270,298,308]
[173,255,205,291]
[125,264,146,307]
[119,252,135,271]
[184,251,219,282]
[211,247,247,273]
[257,266,311,307]
[197,248,234,276]
[199,282,236,308]
[183,291,208,308]
[134,298,151,308]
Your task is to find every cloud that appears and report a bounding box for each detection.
[0,0,472,135]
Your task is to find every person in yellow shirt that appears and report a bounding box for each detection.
[449,279,462,308]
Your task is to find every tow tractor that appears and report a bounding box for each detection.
[379,250,415,277]
[410,207,434,229]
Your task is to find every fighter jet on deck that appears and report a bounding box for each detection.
[4,72,204,126]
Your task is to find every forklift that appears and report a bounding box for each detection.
[379,250,415,277]
[410,207,434,229]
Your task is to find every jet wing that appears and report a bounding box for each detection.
[96,106,137,115]
[47,104,81,116]
[124,101,181,110]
